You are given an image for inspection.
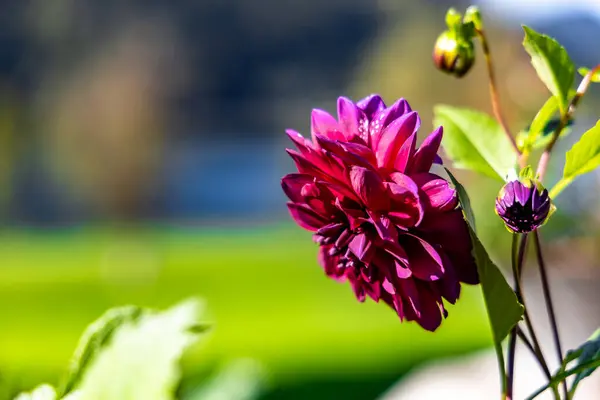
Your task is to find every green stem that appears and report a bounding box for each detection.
[548,177,571,199]
[533,230,567,399]
[475,28,523,164]
[537,64,600,183]
[512,234,554,390]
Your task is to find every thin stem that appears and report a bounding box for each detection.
[506,234,520,400]
[537,64,600,182]
[506,329,517,400]
[513,234,554,387]
[476,28,522,163]
[516,327,551,380]
[533,230,567,399]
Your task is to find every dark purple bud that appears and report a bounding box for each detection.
[495,179,552,233]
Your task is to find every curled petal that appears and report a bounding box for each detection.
[357,94,386,119]
[281,173,313,203]
[410,126,443,173]
[376,111,420,170]
[393,132,417,173]
[337,97,367,141]
[311,109,344,142]
[287,202,327,231]
[286,129,313,153]
[349,166,390,211]
[348,233,376,263]
[412,173,458,212]
[402,234,445,281]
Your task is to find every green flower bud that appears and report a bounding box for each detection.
[432,30,475,78]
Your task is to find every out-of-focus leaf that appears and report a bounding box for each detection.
[434,105,517,181]
[445,168,476,230]
[522,26,575,113]
[566,329,600,393]
[13,385,56,400]
[550,120,600,198]
[75,298,208,400]
[578,67,600,82]
[184,359,266,400]
[61,306,145,395]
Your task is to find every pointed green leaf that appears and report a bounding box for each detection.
[522,26,575,113]
[578,67,600,83]
[519,165,534,180]
[61,306,145,396]
[445,168,476,230]
[74,299,208,400]
[527,96,559,149]
[468,228,524,344]
[434,105,518,181]
[550,120,600,198]
[467,227,523,394]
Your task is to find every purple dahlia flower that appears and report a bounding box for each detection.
[495,179,551,233]
[281,94,479,331]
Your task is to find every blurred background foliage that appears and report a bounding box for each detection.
[0,0,600,399]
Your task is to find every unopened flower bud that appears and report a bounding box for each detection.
[433,31,475,78]
[495,179,551,233]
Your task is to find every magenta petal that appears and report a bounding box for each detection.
[376,111,420,170]
[403,234,445,281]
[413,286,443,331]
[318,246,346,281]
[410,126,443,173]
[395,260,412,279]
[286,129,314,154]
[281,173,313,203]
[348,233,375,263]
[311,109,343,142]
[349,166,390,211]
[369,213,398,243]
[337,96,367,141]
[287,202,326,231]
[393,132,417,173]
[357,94,386,119]
[412,173,458,212]
[398,278,421,318]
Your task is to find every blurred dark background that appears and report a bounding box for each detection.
[1,0,600,399]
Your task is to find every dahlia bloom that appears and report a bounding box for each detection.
[281,95,479,331]
[495,179,551,233]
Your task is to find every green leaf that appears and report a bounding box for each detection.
[527,329,600,400]
[464,226,524,395]
[13,385,57,400]
[567,329,600,393]
[183,359,266,400]
[519,165,534,180]
[74,298,208,400]
[578,67,600,83]
[522,26,575,114]
[550,120,600,198]
[526,96,559,150]
[61,305,145,396]
[468,229,524,345]
[434,105,518,181]
[445,168,476,231]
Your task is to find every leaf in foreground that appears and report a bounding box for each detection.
[565,328,600,393]
[75,298,207,400]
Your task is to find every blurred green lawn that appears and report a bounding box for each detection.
[0,224,491,399]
